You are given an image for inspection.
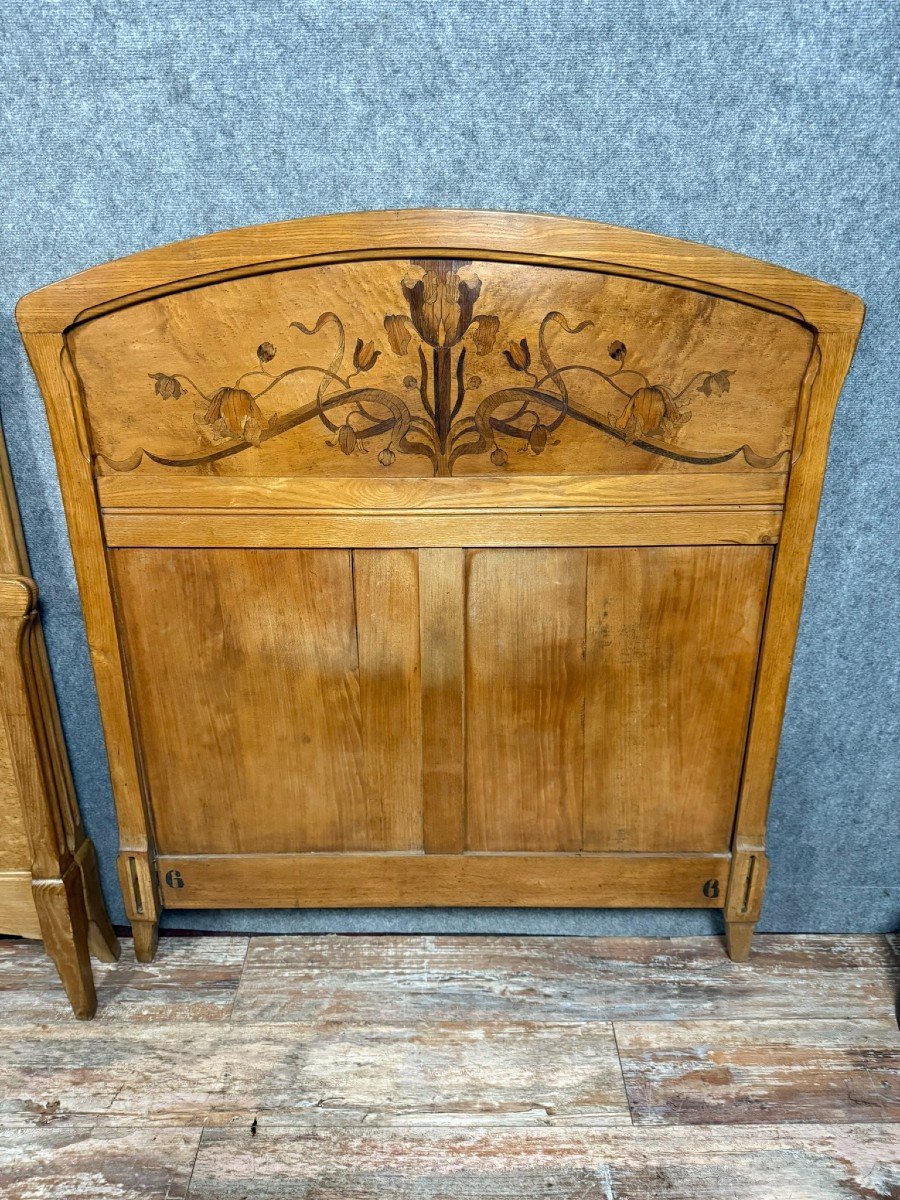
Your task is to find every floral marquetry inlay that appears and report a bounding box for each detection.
[70,257,813,478]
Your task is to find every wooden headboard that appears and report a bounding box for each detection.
[16,210,864,961]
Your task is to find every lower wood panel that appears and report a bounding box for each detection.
[110,548,423,855]
[154,852,729,908]
[584,545,773,852]
[110,542,772,874]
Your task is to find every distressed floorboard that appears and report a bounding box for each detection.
[234,934,900,1024]
[0,1019,629,1127]
[186,1124,900,1199]
[93,936,248,1022]
[0,934,897,1194]
[0,936,248,1023]
[615,1017,900,1126]
[0,940,75,1023]
[0,1122,202,1199]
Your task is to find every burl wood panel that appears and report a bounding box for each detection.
[69,258,814,481]
[110,548,423,854]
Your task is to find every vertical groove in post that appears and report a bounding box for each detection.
[418,547,466,853]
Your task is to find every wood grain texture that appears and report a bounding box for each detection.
[102,507,782,548]
[0,874,41,938]
[65,257,812,481]
[98,471,790,511]
[0,414,118,1013]
[584,546,772,852]
[0,1124,202,1200]
[0,1019,629,1128]
[0,936,248,1024]
[111,547,423,855]
[734,332,863,852]
[616,1017,900,1126]
[0,933,896,1196]
[0,734,31,873]
[353,550,423,850]
[15,210,864,333]
[153,852,728,908]
[232,934,900,1026]
[18,333,159,955]
[186,1124,900,1199]
[418,548,465,853]
[16,214,865,941]
[465,549,586,851]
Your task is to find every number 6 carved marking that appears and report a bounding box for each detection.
[165,869,185,890]
[702,878,720,898]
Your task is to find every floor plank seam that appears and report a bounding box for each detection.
[609,1021,636,1127]
[181,1121,206,1200]
[226,936,253,1022]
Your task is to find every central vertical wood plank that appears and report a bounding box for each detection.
[418,548,466,853]
[352,550,423,850]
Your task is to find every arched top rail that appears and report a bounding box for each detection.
[16,209,864,334]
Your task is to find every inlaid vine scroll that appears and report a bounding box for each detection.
[69,257,813,478]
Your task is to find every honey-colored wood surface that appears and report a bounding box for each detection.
[153,851,728,909]
[0,719,31,876]
[584,546,772,852]
[466,548,586,852]
[111,548,423,854]
[0,417,118,1016]
[97,470,790,510]
[16,212,865,956]
[14,210,865,335]
[418,548,465,854]
[0,934,897,1197]
[18,334,158,959]
[0,873,40,939]
[101,506,783,548]
[64,257,813,482]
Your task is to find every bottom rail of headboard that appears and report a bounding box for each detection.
[153,851,730,910]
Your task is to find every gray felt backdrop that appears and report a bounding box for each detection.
[0,1,897,935]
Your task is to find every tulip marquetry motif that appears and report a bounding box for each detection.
[104,260,788,477]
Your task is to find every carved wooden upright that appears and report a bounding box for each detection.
[0,416,119,1015]
[15,211,863,960]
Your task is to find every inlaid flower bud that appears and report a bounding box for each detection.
[338,424,357,455]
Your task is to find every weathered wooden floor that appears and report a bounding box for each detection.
[0,933,897,1197]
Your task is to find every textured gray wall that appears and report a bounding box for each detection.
[0,1,897,935]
